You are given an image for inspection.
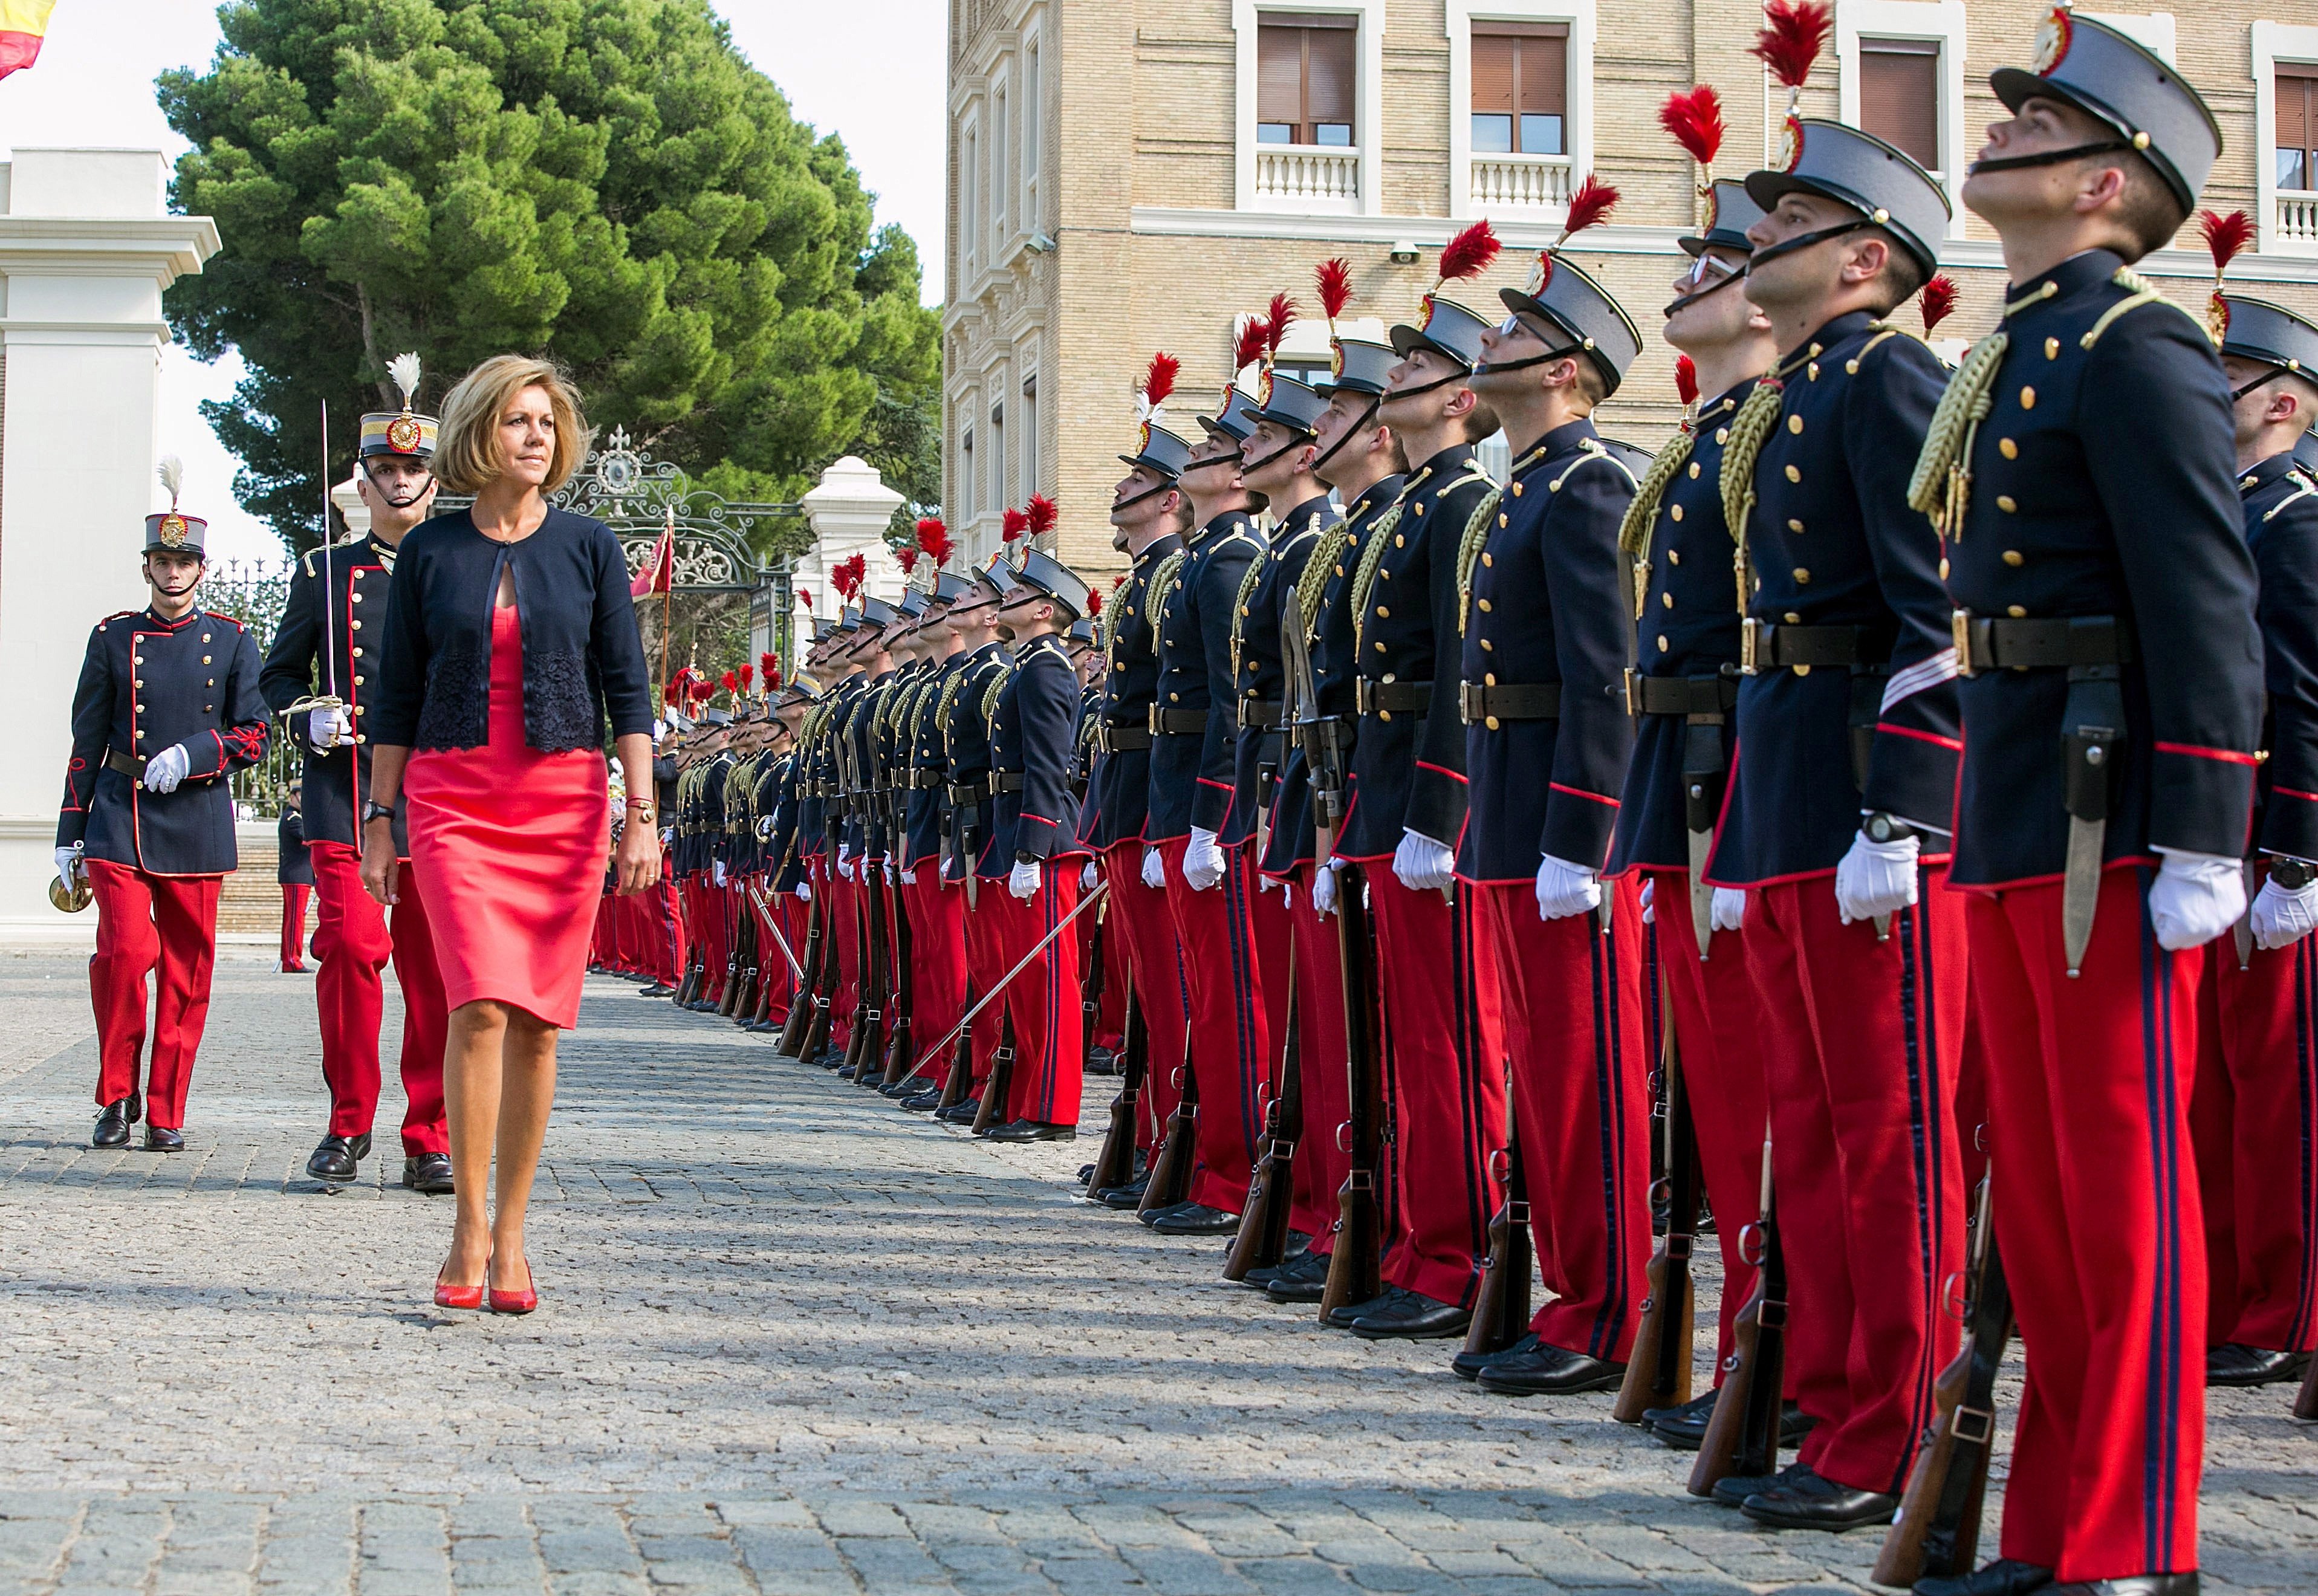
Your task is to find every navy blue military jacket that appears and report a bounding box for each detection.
[278,807,313,886]
[1707,311,1958,886]
[2247,454,2318,862]
[813,675,863,855]
[1458,420,1636,883]
[943,642,1010,878]
[901,655,956,869]
[1609,381,1751,876]
[699,754,733,870]
[1946,251,2261,886]
[749,751,787,880]
[1261,475,1401,877]
[1340,446,1492,861]
[760,752,807,890]
[1079,533,1181,851]
[985,634,1086,870]
[1224,495,1326,849]
[1149,512,1262,842]
[59,606,270,876]
[259,533,400,851]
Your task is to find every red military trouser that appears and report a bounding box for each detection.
[279,884,310,970]
[1742,871,1966,1499]
[959,875,1007,1092]
[905,871,969,1079]
[1470,877,1651,1360]
[308,840,449,1156]
[826,860,863,1048]
[86,860,222,1129]
[1642,869,1774,1375]
[1085,891,1129,1056]
[1103,841,1192,1155]
[1971,869,2203,1581]
[1247,857,1295,1210]
[1281,863,1351,1251]
[693,874,732,1002]
[649,856,686,985]
[2193,910,2318,1355]
[1158,834,1270,1214]
[990,866,1086,1124]
[1368,871,1501,1309]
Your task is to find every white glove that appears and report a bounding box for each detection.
[142,743,191,794]
[2150,848,2248,952]
[1282,881,1295,911]
[1184,827,1227,892]
[836,845,852,880]
[1141,845,1166,890]
[1009,858,1041,901]
[2251,869,2318,950]
[308,706,352,751]
[1710,887,1748,933]
[900,866,918,885]
[1835,827,1920,926]
[712,860,727,887]
[1081,861,1099,890]
[1639,878,1655,923]
[881,860,893,886]
[1534,854,1602,921]
[1311,861,1340,917]
[1392,828,1455,893]
[54,845,84,884]
[661,827,675,847]
[796,881,811,901]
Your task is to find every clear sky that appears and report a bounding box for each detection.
[0,0,946,563]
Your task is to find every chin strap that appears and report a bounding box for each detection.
[1965,140,2129,177]
[1309,394,1381,476]
[1472,344,1582,378]
[1742,219,1869,276]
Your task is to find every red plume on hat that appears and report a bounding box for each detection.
[690,680,714,705]
[1001,506,1029,544]
[1435,219,1501,292]
[1675,354,1700,408]
[1753,0,1830,163]
[1025,494,1058,550]
[1660,85,1725,230]
[1137,351,1179,421]
[895,545,918,576]
[1264,293,1297,365]
[1233,314,1270,377]
[1086,584,1104,618]
[1919,274,1959,336]
[761,650,779,687]
[830,554,865,602]
[720,670,739,696]
[796,586,813,612]
[1316,258,1353,332]
[2200,209,2253,346]
[1528,175,1619,293]
[915,516,953,569]
[663,680,681,706]
[738,663,753,690]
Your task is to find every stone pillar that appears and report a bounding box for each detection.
[796,455,904,632]
[0,149,220,939]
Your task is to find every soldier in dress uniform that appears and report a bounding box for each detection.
[1455,247,1651,1393]
[1911,19,2262,1589]
[1253,333,1406,1303]
[260,358,455,1190]
[2193,294,2318,1394]
[684,709,737,1012]
[978,545,1095,1140]
[1701,119,1966,1532]
[896,565,977,1103]
[934,557,1018,1120]
[1323,279,1499,1339]
[277,780,312,973]
[1599,177,1788,1450]
[58,462,271,1151]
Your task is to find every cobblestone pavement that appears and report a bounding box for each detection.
[0,948,2311,1594]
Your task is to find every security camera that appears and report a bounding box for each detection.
[1389,240,1420,264]
[1027,232,1057,254]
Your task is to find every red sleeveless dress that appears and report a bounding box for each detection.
[405,600,608,1027]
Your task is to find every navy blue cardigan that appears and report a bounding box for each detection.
[372,508,654,753]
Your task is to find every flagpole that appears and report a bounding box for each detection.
[656,504,674,710]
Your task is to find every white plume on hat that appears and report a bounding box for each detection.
[157,455,184,510]
[387,352,422,412]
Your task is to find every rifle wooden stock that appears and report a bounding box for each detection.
[970,1013,1017,1133]
[774,892,825,1057]
[717,898,748,1017]
[1138,1025,1200,1216]
[1617,976,1701,1423]
[1082,895,1108,1065]
[1463,1081,1532,1364]
[1225,956,1302,1280]
[837,871,883,1078]
[935,986,975,1112]
[852,870,892,1089]
[1320,866,1386,1319]
[2299,1343,2318,1421]
[676,944,703,1008]
[1875,1175,2012,1588]
[1085,985,1145,1194]
[1689,1137,1785,1497]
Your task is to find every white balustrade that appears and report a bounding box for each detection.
[2277,190,2318,249]
[1470,154,1571,210]
[1255,145,1359,207]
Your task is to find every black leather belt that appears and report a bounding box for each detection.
[992,773,1025,793]
[1237,698,1284,730]
[1739,621,1894,673]
[1625,672,1740,716]
[1149,707,1208,735]
[1099,723,1153,753]
[1356,679,1431,715]
[946,781,990,805]
[1953,611,2135,675]
[105,749,145,779]
[1459,681,1562,724]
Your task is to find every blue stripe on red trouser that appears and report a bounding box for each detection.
[308,840,449,1156]
[1469,876,1650,1360]
[1282,863,1349,1251]
[1368,871,1499,1310]
[960,876,1007,1092]
[992,866,1086,1124]
[1973,868,2204,1581]
[904,872,969,1079]
[1158,834,1270,1214]
[86,859,222,1130]
[2192,887,2318,1355]
[1103,842,1192,1156]
[1742,870,1965,1498]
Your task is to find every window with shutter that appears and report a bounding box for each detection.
[1257,14,1357,146]
[2281,68,2318,192]
[1471,25,1568,156]
[1859,41,1940,172]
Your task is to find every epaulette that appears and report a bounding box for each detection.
[205,611,247,633]
[2080,266,2187,352]
[2265,477,2318,524]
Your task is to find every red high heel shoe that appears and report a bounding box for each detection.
[487,1259,537,1315]
[433,1268,484,1311]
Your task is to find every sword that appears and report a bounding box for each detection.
[744,880,807,982]
[919,880,1110,1062]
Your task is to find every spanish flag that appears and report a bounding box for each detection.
[0,0,56,81]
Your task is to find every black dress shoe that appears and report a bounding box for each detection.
[305,1133,371,1182]
[402,1152,455,1194]
[985,1120,1077,1143]
[1264,1250,1333,1303]
[91,1100,133,1148]
[144,1126,184,1152]
[1914,1559,2056,1596]
[935,1098,981,1125]
[2046,1580,2198,1596]
[1085,1046,1118,1075]
[882,1075,936,1099]
[1738,1464,1898,1531]
[1352,1290,1472,1341]
[1325,1286,1407,1328]
[639,984,676,997]
[1452,1331,1539,1382]
[1243,1240,1315,1289]
[1094,1175,1150,1209]
[1710,1459,1803,1508]
[2206,1341,2311,1386]
[1148,1202,1240,1236]
[1474,1342,1624,1391]
[1641,1389,1718,1442]
[900,1088,944,1112]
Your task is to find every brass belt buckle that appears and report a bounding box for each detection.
[1146,703,1162,736]
[1739,618,1764,676]
[1622,667,1642,717]
[1951,608,1976,677]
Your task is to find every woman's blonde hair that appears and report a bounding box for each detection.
[432,354,594,494]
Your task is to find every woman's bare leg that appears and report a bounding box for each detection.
[441,999,508,1286]
[489,1008,559,1291]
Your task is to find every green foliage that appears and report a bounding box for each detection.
[161,0,940,553]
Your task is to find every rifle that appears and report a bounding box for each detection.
[969,1012,1019,1133]
[1616,973,1702,1422]
[676,929,704,1008]
[880,864,918,1086]
[1081,889,1110,1070]
[1085,982,1146,1194]
[934,974,976,1113]
[2299,1339,2318,1421]
[1224,944,1302,1280]
[721,883,758,1019]
[773,886,825,1057]
[1689,1132,1787,1496]
[1138,1028,1200,1216]
[798,875,839,1064]
[716,883,747,1015]
[1462,1065,1532,1363]
[1875,1173,2013,1587]
[848,858,892,1086]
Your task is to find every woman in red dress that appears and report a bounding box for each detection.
[361,355,660,1314]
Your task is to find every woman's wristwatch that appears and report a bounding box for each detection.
[363,800,399,826]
